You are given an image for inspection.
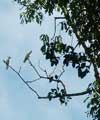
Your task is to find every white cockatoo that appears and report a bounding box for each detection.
[3,56,11,69]
[23,50,32,63]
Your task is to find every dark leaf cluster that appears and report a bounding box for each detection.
[40,34,90,78]
[48,88,71,105]
[84,81,100,120]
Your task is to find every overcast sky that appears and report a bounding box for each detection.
[0,0,94,120]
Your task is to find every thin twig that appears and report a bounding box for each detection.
[38,61,48,77]
[3,60,40,98]
[18,66,21,73]
[58,65,65,79]
[73,42,80,51]
[39,75,67,94]
[28,59,41,77]
[51,17,56,41]
[28,59,66,93]
[49,66,57,76]
[26,77,41,83]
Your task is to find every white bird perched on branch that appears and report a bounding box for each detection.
[3,56,11,70]
[23,50,32,63]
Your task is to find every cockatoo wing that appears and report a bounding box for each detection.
[23,50,32,63]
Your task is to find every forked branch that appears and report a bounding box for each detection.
[3,59,92,100]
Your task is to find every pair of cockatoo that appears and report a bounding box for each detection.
[4,50,32,70]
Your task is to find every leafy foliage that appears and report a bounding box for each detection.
[13,0,100,119]
[40,34,90,78]
[84,81,100,120]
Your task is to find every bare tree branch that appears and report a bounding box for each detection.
[3,60,40,98]
[26,77,41,83]
[38,61,48,77]
[38,89,92,99]
[3,59,92,100]
[58,65,65,79]
[28,59,41,77]
[28,59,67,94]
[49,66,57,77]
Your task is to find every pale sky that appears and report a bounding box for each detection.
[0,0,93,120]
